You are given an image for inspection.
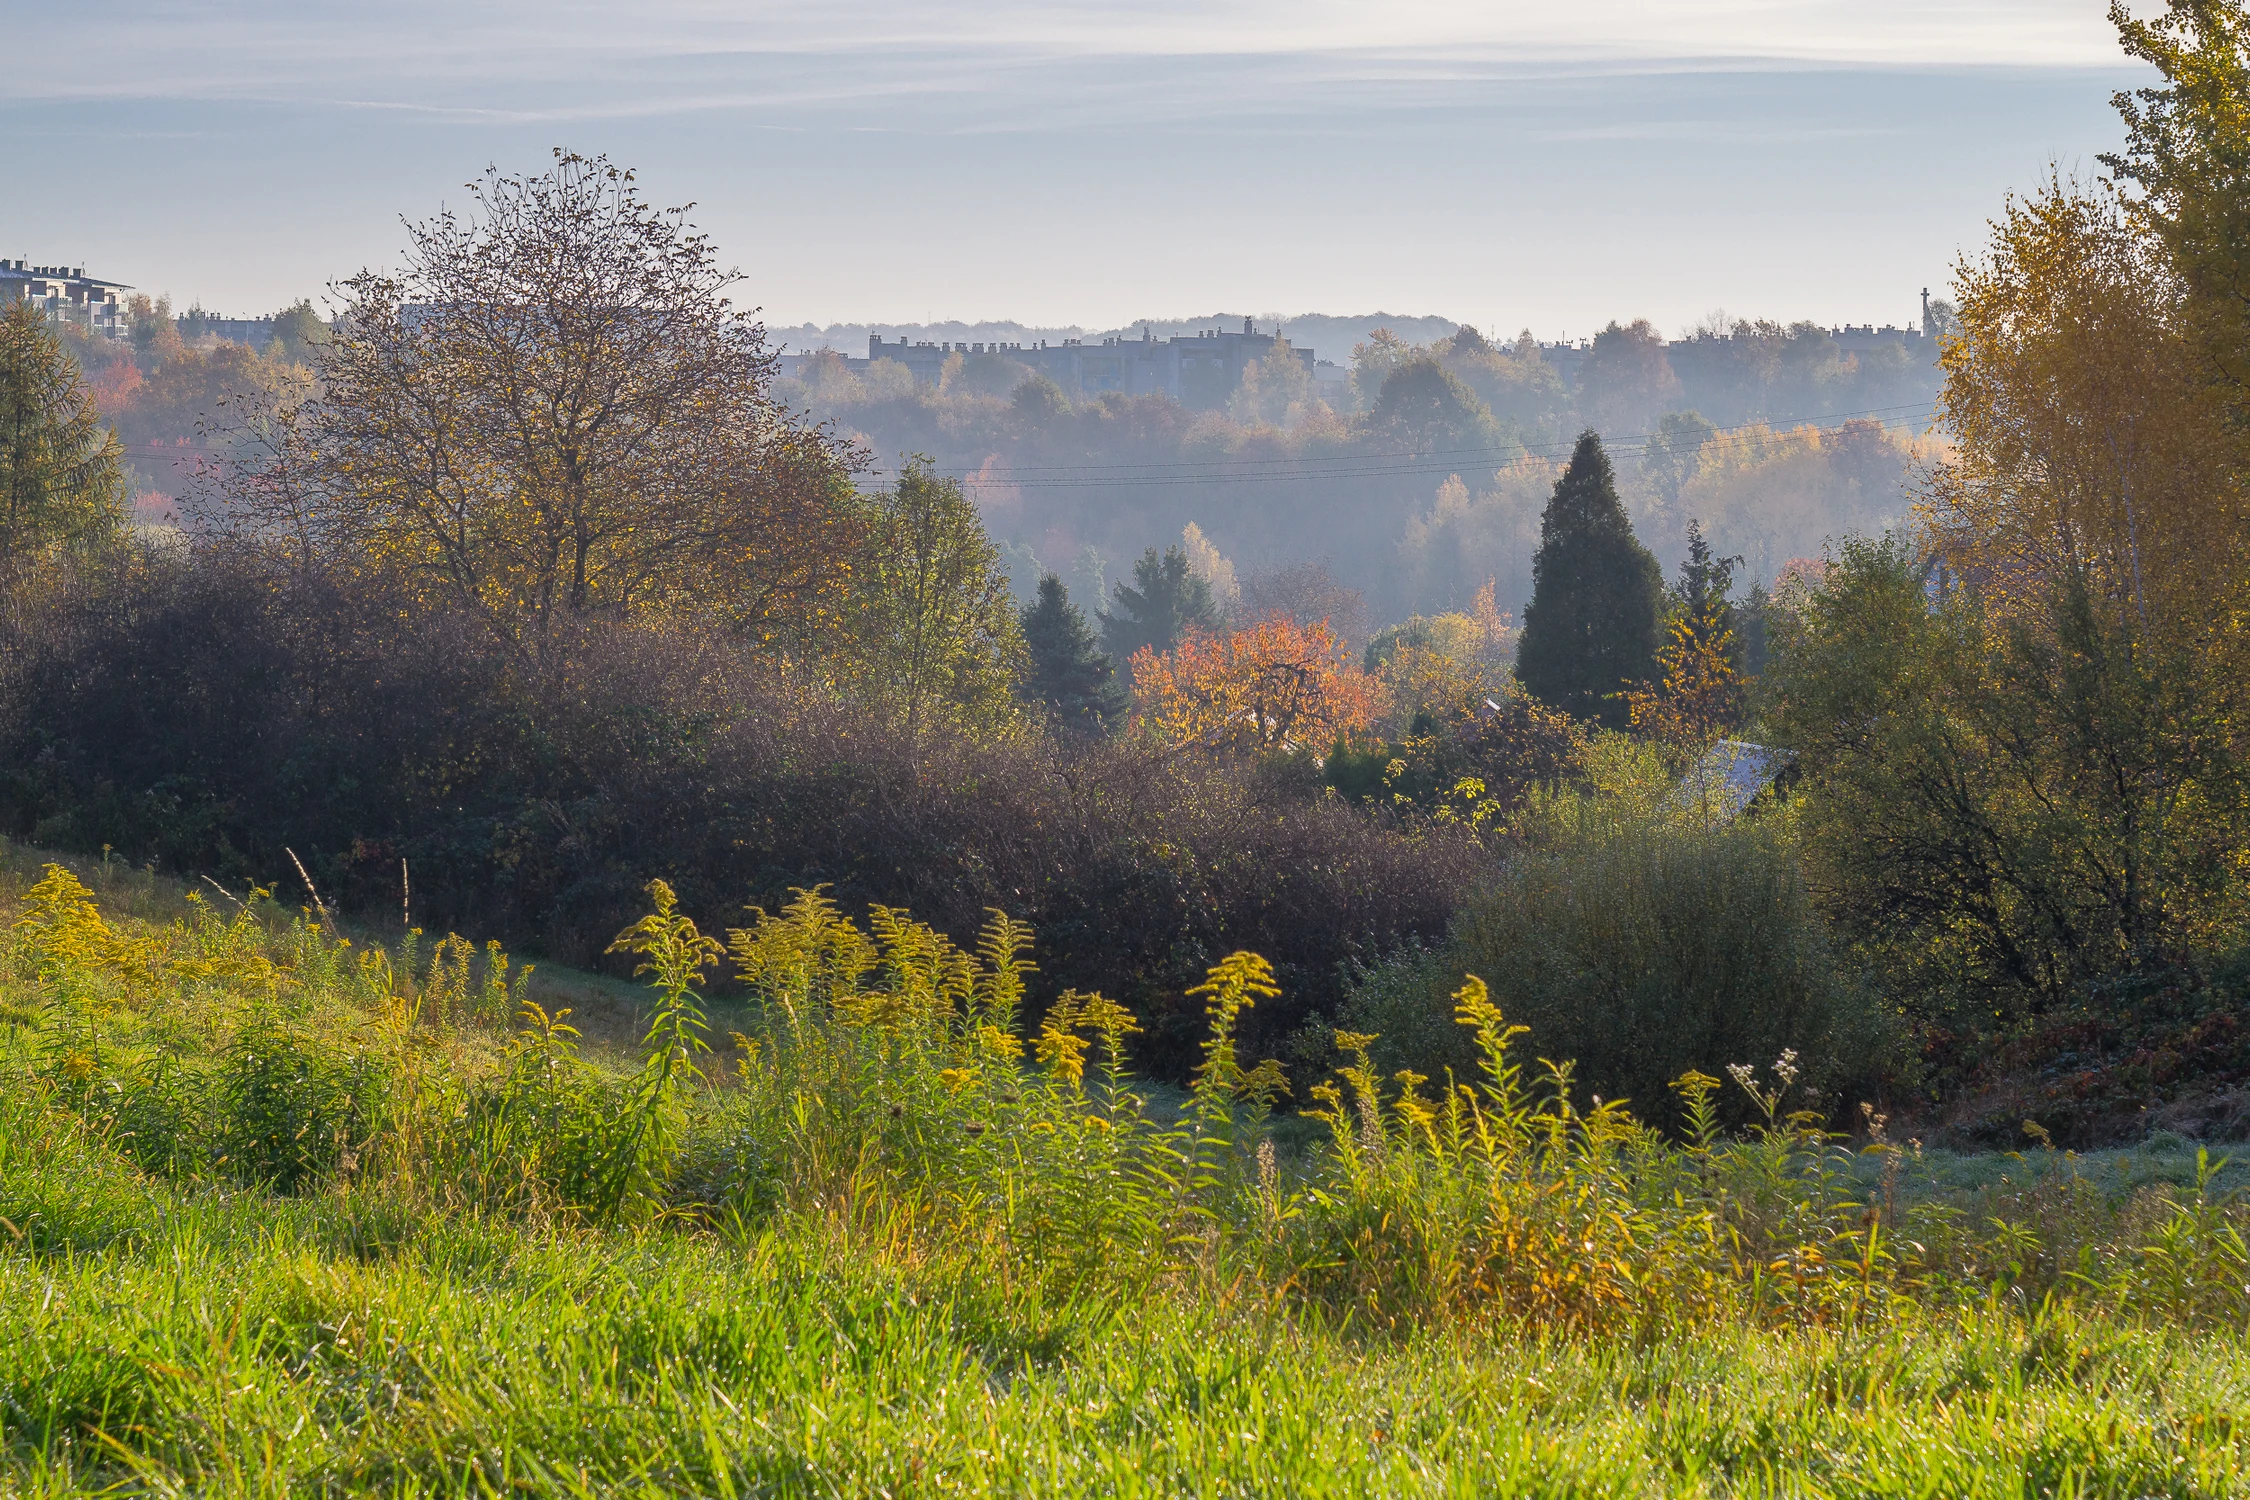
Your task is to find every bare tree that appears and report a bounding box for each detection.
[1237,561,1369,649]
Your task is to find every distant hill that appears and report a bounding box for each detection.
[769,312,1469,368]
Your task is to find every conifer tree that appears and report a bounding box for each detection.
[0,300,127,569]
[1021,573,1126,733]
[1515,430,1664,726]
[1100,545,1217,670]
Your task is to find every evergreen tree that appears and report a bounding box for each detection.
[1101,545,1217,669]
[0,300,126,569]
[1672,519,1743,642]
[1515,431,1664,726]
[1020,574,1126,734]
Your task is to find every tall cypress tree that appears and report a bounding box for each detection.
[1516,431,1664,726]
[1021,574,1127,733]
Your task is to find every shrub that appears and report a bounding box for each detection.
[1337,774,1889,1130]
[0,549,1483,1081]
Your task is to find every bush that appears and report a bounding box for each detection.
[1762,534,2250,1034]
[0,546,1484,1082]
[1337,764,1890,1129]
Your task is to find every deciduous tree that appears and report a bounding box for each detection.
[1925,179,2243,647]
[211,150,861,661]
[1132,616,1384,755]
[2107,0,2250,417]
[840,460,1025,739]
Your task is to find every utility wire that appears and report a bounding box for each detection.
[854,403,1945,493]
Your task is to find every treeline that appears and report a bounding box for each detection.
[783,314,1944,629]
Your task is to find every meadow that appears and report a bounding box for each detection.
[2,850,2246,1497]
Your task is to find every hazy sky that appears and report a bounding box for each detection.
[4,0,2148,341]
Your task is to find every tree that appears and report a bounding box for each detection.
[841,460,1025,739]
[1101,545,1218,669]
[1641,410,1716,505]
[1019,573,1126,734]
[1763,536,2247,1023]
[1366,356,1501,456]
[1011,374,1070,428]
[1577,319,1681,436]
[1671,519,1742,641]
[0,300,127,568]
[1927,179,2242,652]
[1349,328,1414,409]
[1228,337,1310,426]
[1239,560,1368,646]
[212,150,860,660]
[265,299,328,364]
[1515,432,1664,726]
[1178,522,1240,617]
[1131,616,1384,755]
[1624,520,1747,749]
[2106,0,2250,417]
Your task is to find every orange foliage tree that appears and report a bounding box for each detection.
[1131,616,1385,754]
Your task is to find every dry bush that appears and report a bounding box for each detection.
[0,543,1485,1081]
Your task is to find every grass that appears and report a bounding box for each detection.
[1,847,2248,1495]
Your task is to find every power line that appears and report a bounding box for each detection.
[854,403,1944,493]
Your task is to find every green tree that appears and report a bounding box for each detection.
[1101,545,1218,670]
[1020,573,1127,734]
[1011,374,1070,428]
[1348,327,1414,409]
[0,299,128,568]
[844,460,1026,739]
[2106,0,2250,415]
[1366,356,1502,456]
[1671,519,1742,642]
[1515,432,1664,726]
[1641,410,1717,505]
[1577,319,1682,436]
[1761,536,2248,1025]
[265,299,328,364]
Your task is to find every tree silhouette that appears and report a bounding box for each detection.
[1101,545,1217,671]
[1516,431,1664,727]
[1021,574,1126,733]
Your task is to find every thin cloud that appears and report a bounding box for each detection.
[8,0,2128,116]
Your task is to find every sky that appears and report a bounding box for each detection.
[1,0,2152,345]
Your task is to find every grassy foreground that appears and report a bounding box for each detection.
[1,853,2247,1496]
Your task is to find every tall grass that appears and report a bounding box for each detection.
[2,856,2248,1491]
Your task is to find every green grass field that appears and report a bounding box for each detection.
[3,849,2247,1496]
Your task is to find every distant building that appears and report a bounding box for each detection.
[0,259,131,339]
[178,310,277,347]
[780,316,1318,409]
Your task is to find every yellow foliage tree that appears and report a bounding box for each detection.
[1623,616,1743,751]
[1924,179,2246,647]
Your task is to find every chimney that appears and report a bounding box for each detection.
[1243,316,1253,335]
